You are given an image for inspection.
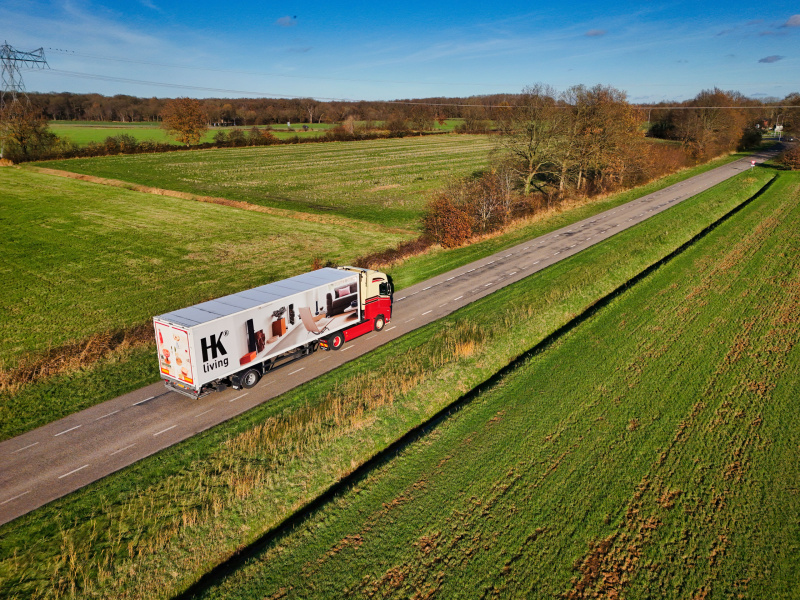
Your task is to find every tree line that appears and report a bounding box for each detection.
[22,89,800,131]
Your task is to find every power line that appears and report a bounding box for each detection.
[38,68,512,106]
[47,48,504,89]
[34,70,800,111]
[44,48,799,96]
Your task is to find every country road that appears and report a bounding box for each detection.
[0,148,779,526]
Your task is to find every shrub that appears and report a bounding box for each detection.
[247,126,264,146]
[355,236,433,269]
[423,195,475,248]
[456,119,491,134]
[778,146,800,170]
[737,126,763,151]
[385,115,409,134]
[227,129,246,147]
[213,130,228,145]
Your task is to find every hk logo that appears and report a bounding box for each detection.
[201,332,228,362]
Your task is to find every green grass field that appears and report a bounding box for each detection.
[191,171,800,599]
[49,120,462,146]
[49,121,337,145]
[0,168,781,599]
[35,135,495,230]
[0,167,411,369]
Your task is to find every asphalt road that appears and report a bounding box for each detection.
[0,149,779,526]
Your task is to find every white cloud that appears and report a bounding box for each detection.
[276,15,297,27]
[783,14,800,27]
[138,0,160,11]
[758,55,784,63]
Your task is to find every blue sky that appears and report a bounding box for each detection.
[2,0,798,102]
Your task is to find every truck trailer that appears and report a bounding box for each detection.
[153,267,393,398]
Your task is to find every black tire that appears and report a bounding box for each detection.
[329,331,345,350]
[374,314,385,331]
[240,368,261,389]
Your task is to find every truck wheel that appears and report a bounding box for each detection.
[374,315,385,331]
[329,332,345,350]
[241,368,261,389]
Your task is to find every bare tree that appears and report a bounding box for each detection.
[654,88,748,158]
[493,84,564,196]
[301,99,319,123]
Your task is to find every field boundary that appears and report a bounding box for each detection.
[176,172,779,599]
[0,324,153,393]
[22,165,415,233]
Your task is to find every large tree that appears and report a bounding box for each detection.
[651,88,749,158]
[493,84,564,196]
[495,83,643,198]
[160,97,208,145]
[0,101,56,161]
[560,84,642,193]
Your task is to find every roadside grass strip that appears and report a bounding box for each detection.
[191,171,800,599]
[0,170,778,599]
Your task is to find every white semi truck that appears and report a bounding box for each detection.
[153,267,393,398]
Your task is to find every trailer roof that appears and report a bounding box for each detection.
[154,268,355,328]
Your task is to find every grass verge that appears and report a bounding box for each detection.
[0,168,777,599]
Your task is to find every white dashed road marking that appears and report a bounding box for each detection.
[1,491,30,505]
[154,425,177,436]
[59,464,89,479]
[10,442,38,454]
[109,444,136,456]
[54,425,81,437]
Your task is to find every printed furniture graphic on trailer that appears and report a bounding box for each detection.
[153,267,393,398]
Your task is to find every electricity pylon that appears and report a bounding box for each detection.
[1,41,49,108]
[1,42,48,159]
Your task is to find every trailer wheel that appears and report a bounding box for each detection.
[329,331,345,350]
[241,368,261,389]
[374,314,385,331]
